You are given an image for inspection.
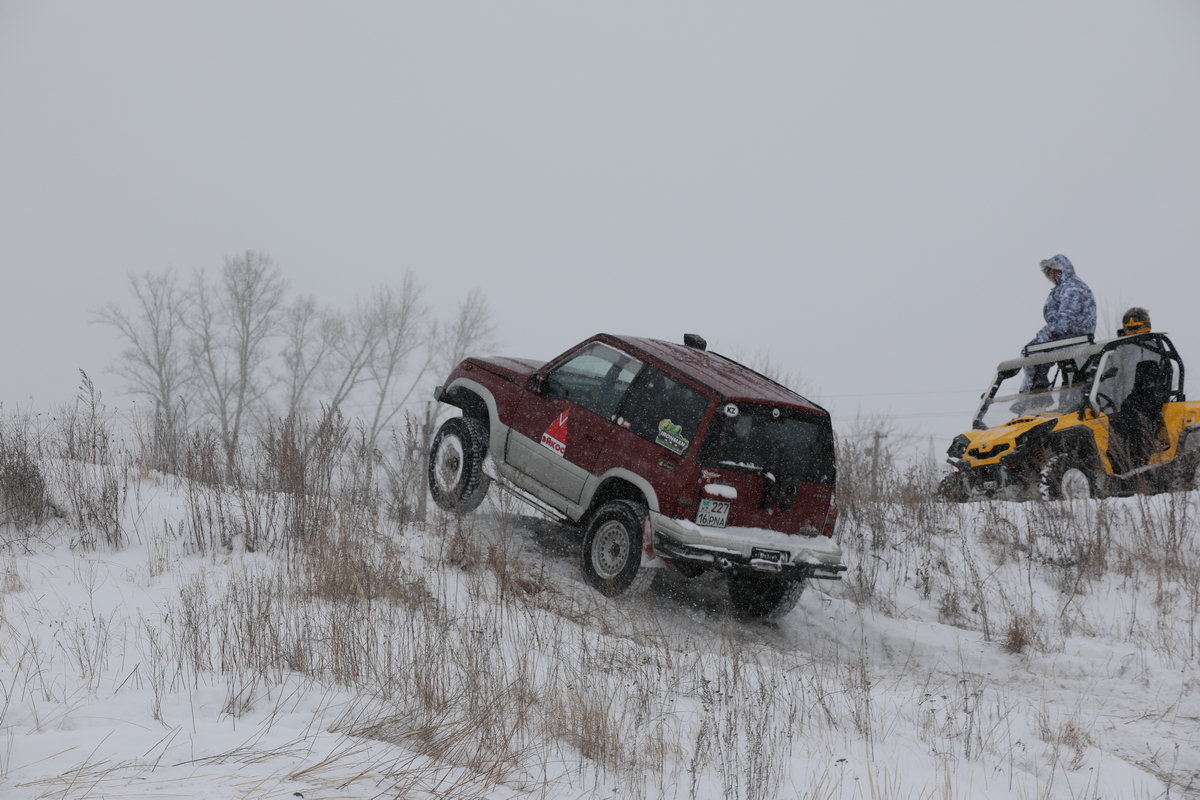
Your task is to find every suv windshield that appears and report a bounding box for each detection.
[701,405,835,484]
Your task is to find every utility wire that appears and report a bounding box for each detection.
[820,389,979,399]
[838,410,967,420]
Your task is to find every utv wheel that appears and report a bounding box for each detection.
[428,416,490,514]
[1176,437,1200,492]
[727,574,806,620]
[936,472,970,503]
[1039,457,1095,501]
[580,500,654,597]
[1168,454,1200,493]
[1180,454,1200,493]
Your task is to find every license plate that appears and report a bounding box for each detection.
[751,548,785,564]
[696,498,730,528]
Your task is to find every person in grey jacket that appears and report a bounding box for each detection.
[1019,254,1097,396]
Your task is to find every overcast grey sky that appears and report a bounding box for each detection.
[1,1,1198,449]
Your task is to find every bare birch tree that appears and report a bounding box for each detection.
[735,348,809,396]
[188,251,286,474]
[94,269,193,466]
[432,288,496,380]
[361,274,430,447]
[420,287,496,439]
[278,295,341,420]
[320,297,386,416]
[96,256,493,484]
[413,289,495,520]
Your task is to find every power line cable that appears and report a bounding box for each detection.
[820,389,979,399]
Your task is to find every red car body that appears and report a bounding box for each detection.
[433,333,844,592]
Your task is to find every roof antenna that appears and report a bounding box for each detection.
[683,333,707,351]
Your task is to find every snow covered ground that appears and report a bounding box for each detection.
[2,427,1198,799]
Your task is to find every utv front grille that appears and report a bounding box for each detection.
[968,443,1010,460]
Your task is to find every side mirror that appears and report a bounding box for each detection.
[527,374,545,394]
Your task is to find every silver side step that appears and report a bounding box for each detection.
[489,474,571,524]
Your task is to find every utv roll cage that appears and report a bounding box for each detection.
[972,333,1185,430]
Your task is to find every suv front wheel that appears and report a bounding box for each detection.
[580,500,655,597]
[428,416,490,513]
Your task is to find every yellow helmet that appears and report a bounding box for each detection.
[1119,307,1151,337]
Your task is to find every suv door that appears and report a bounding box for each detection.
[607,363,712,474]
[506,341,643,503]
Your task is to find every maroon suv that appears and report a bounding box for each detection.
[429,333,844,618]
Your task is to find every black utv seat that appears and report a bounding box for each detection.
[1108,360,1170,473]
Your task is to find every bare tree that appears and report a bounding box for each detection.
[94,269,193,465]
[278,295,340,420]
[414,289,495,520]
[361,274,430,447]
[431,288,496,379]
[188,251,287,474]
[733,348,809,396]
[320,297,385,416]
[419,288,495,440]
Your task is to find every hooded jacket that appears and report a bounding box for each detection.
[1034,254,1096,344]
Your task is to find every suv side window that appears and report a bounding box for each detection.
[618,366,710,455]
[544,342,643,420]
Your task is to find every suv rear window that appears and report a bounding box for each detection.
[701,405,835,484]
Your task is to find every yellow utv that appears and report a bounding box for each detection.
[941,332,1200,500]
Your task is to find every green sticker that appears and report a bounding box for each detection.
[655,419,689,454]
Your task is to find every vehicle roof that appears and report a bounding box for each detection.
[604,334,826,414]
[994,332,1176,373]
[996,341,1105,372]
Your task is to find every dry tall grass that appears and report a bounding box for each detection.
[0,411,1191,798]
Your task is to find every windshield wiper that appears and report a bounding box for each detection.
[717,460,776,482]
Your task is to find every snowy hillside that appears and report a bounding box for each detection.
[1,411,1198,799]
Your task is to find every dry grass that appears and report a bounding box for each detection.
[0,423,52,530]
[0,415,1194,798]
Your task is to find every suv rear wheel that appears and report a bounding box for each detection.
[580,500,654,597]
[728,574,805,619]
[428,416,490,513]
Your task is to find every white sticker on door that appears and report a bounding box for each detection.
[540,410,569,456]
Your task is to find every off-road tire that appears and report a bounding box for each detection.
[1182,433,1200,492]
[727,574,806,620]
[936,472,970,503]
[1039,456,1096,501]
[428,416,490,514]
[580,500,654,597]
[1172,436,1200,492]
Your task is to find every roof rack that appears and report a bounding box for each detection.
[1022,334,1094,357]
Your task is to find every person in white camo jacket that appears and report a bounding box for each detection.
[1019,254,1097,396]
